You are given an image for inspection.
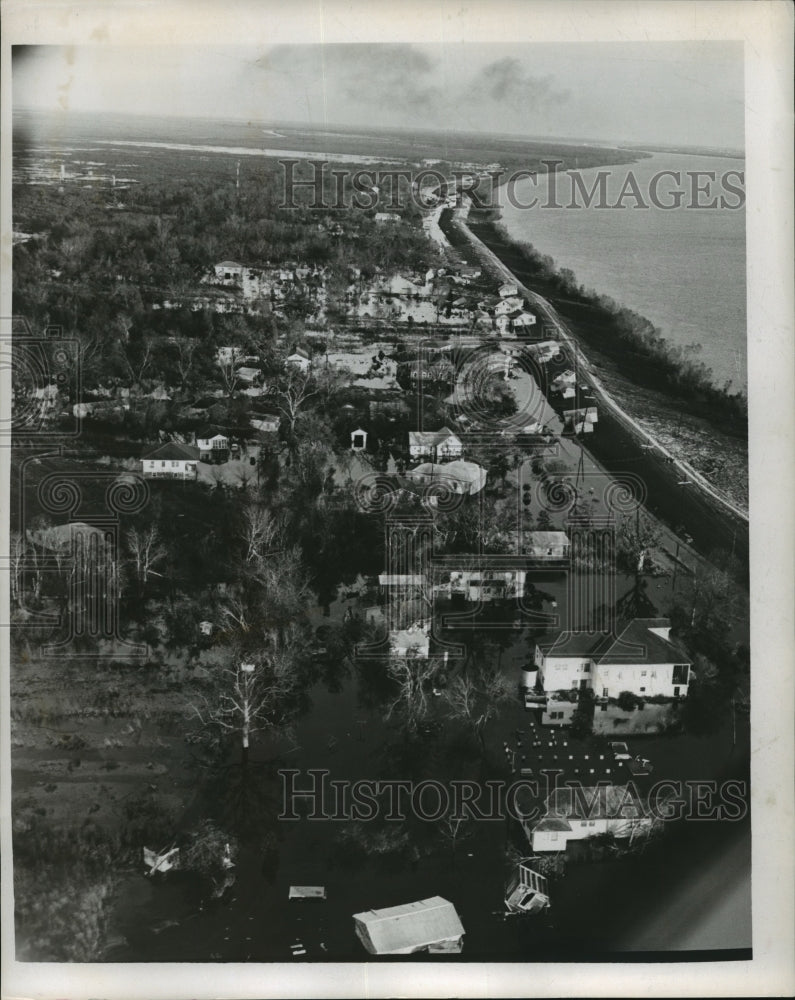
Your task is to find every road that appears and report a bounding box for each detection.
[443,200,749,575]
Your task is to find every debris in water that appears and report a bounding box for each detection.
[289,885,327,900]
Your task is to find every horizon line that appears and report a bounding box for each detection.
[12,106,745,160]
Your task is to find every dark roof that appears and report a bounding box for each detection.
[596,619,688,666]
[547,785,645,820]
[537,618,688,666]
[534,817,572,832]
[143,442,200,461]
[195,425,228,439]
[536,631,609,659]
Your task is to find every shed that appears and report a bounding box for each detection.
[353,896,464,955]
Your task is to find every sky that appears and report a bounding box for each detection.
[12,42,745,150]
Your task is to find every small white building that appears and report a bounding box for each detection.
[235,366,261,385]
[214,261,245,283]
[374,212,402,224]
[353,897,464,955]
[408,426,463,461]
[498,282,519,298]
[512,312,537,330]
[286,349,311,374]
[141,442,199,480]
[350,428,368,452]
[527,341,563,364]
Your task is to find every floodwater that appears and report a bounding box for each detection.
[103,357,750,963]
[104,574,750,962]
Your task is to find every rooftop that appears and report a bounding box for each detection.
[143,442,200,461]
[353,896,464,955]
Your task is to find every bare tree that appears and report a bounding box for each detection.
[385,654,440,733]
[444,667,513,753]
[216,347,243,398]
[126,526,166,594]
[239,502,280,565]
[271,368,319,440]
[173,337,198,389]
[123,337,154,386]
[437,811,472,859]
[190,644,297,752]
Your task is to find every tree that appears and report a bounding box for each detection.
[444,666,513,753]
[385,654,440,734]
[239,501,280,566]
[616,511,661,574]
[126,525,166,595]
[190,648,296,752]
[437,811,472,860]
[172,336,198,389]
[271,367,319,442]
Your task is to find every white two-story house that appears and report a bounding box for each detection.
[141,442,200,481]
[534,618,690,700]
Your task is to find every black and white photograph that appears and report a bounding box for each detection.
[1,1,793,997]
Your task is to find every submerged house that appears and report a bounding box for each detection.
[440,567,527,603]
[525,785,652,853]
[534,618,691,700]
[353,896,464,955]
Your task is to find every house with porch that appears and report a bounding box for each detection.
[141,442,199,480]
[408,426,463,461]
[194,426,230,461]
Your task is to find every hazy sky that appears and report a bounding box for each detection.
[13,42,745,150]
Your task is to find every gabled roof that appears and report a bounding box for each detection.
[547,784,644,820]
[537,618,686,665]
[195,425,227,439]
[534,816,573,832]
[216,260,243,268]
[143,442,200,461]
[595,618,688,666]
[353,897,464,955]
[408,426,460,447]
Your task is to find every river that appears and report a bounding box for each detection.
[496,153,746,390]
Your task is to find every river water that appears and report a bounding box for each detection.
[496,153,747,390]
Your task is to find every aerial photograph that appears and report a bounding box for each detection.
[8,34,756,967]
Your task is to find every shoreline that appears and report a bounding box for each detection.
[438,197,749,570]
